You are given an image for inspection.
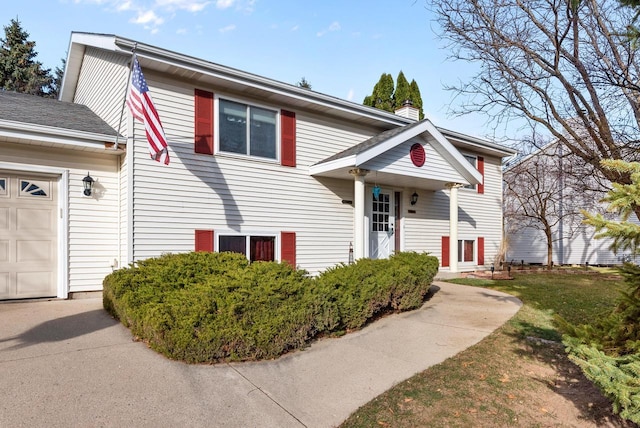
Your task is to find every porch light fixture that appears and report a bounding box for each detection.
[410,191,419,205]
[82,172,94,197]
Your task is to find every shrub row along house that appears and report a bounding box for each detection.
[0,32,515,300]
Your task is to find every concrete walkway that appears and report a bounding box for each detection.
[0,282,521,428]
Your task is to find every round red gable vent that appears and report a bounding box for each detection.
[410,143,426,167]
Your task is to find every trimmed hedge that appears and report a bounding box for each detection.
[103,251,438,363]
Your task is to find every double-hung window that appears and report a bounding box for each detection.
[219,234,276,262]
[219,99,277,159]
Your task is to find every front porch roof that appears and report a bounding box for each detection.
[309,119,484,190]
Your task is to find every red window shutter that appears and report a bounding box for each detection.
[281,231,296,267]
[441,236,450,268]
[194,89,214,155]
[281,110,296,167]
[195,230,214,252]
[477,156,485,194]
[478,237,485,265]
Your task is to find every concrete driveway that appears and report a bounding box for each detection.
[0,281,521,428]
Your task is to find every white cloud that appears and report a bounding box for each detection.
[216,0,234,9]
[176,28,187,34]
[317,21,341,37]
[347,89,354,101]
[116,1,133,11]
[131,9,164,25]
[70,0,252,35]
[290,25,299,32]
[155,0,211,12]
[218,24,236,33]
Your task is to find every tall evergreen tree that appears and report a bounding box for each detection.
[0,18,53,96]
[363,71,425,119]
[363,73,394,112]
[409,79,424,120]
[560,159,640,424]
[393,71,411,110]
[48,57,65,99]
[296,76,312,90]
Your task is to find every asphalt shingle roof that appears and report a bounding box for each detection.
[0,90,119,137]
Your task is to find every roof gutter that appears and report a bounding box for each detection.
[0,119,121,151]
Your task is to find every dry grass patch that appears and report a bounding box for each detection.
[341,273,637,428]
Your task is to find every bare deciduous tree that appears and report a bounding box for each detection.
[432,0,640,217]
[504,140,605,268]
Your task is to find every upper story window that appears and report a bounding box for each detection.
[462,154,477,190]
[219,99,277,159]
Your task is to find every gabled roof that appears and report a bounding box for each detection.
[60,32,516,159]
[61,32,412,130]
[310,119,483,186]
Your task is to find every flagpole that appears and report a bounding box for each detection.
[114,43,138,151]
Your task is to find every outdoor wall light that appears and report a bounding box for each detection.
[410,191,419,205]
[82,172,94,197]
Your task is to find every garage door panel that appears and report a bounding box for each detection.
[17,179,51,199]
[16,208,56,231]
[16,272,55,298]
[0,207,8,230]
[0,240,8,262]
[0,178,7,196]
[17,240,54,262]
[0,272,9,296]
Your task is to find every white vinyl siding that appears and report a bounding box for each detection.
[0,141,120,293]
[73,47,129,132]
[127,77,365,274]
[362,138,467,184]
[402,154,503,269]
[507,221,640,266]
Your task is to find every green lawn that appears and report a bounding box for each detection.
[340,272,627,427]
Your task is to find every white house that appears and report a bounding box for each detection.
[504,142,639,266]
[0,32,515,300]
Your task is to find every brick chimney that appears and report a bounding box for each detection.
[394,99,419,121]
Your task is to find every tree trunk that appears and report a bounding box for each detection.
[545,225,553,270]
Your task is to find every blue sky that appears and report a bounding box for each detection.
[2,0,521,140]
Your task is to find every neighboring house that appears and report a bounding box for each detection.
[504,143,639,266]
[0,32,515,300]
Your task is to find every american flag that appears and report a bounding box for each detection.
[126,56,170,165]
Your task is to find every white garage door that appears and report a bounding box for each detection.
[0,173,58,299]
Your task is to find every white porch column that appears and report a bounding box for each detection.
[349,168,369,260]
[446,183,463,273]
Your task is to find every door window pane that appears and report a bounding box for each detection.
[372,192,391,232]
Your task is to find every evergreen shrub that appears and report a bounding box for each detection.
[103,251,438,363]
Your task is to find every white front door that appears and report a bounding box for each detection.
[369,189,395,259]
[0,174,58,299]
